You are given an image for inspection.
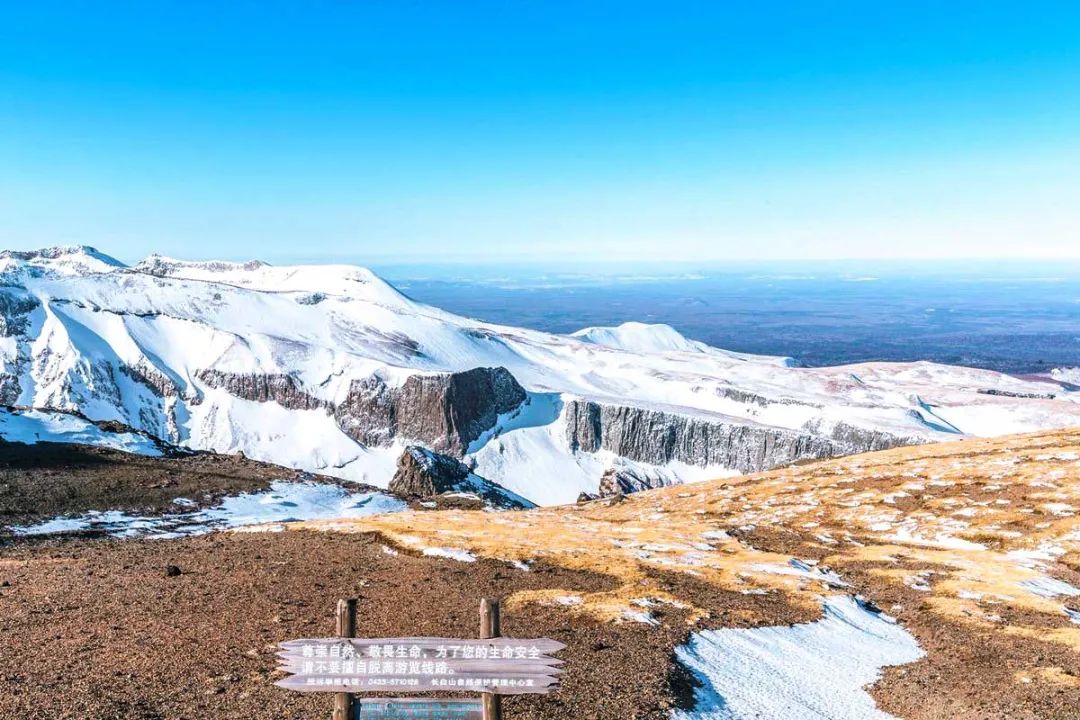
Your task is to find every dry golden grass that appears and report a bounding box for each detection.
[288,428,1080,649]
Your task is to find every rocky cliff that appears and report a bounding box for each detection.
[197,366,526,455]
[389,445,533,509]
[564,399,923,475]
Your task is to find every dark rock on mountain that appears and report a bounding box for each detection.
[389,445,533,509]
[597,466,674,497]
[564,399,922,474]
[390,445,473,497]
[196,370,327,411]
[196,366,527,456]
[336,367,526,454]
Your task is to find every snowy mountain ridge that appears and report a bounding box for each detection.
[2,245,1079,505]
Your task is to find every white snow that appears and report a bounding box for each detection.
[622,610,660,625]
[672,595,925,720]
[0,407,161,456]
[5,246,1080,507]
[1050,367,1080,385]
[421,547,478,563]
[1017,576,1080,599]
[886,528,985,551]
[751,559,848,588]
[571,322,792,366]
[7,481,406,538]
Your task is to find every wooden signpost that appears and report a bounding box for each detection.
[276,597,563,719]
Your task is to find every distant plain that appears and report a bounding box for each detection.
[378,261,1080,374]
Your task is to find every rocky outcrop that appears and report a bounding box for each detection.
[0,291,40,405]
[598,466,675,497]
[335,367,526,454]
[390,446,473,497]
[716,386,820,409]
[565,399,923,474]
[978,388,1056,400]
[196,366,527,456]
[389,445,532,509]
[196,370,327,410]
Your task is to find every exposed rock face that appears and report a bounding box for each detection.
[597,466,675,497]
[336,367,526,454]
[565,399,923,475]
[390,446,472,497]
[716,386,820,409]
[978,388,1056,400]
[196,370,327,410]
[196,366,527,456]
[0,291,40,405]
[389,445,533,509]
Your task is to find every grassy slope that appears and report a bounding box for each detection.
[293,428,1080,718]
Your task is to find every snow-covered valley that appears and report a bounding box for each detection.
[3,245,1080,506]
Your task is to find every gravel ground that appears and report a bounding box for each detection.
[0,531,703,720]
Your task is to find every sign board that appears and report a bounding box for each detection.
[276,598,560,718]
[355,699,483,719]
[276,638,564,696]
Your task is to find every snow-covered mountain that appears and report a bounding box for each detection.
[3,246,1079,505]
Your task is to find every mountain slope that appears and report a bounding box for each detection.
[294,427,1080,719]
[3,245,1079,505]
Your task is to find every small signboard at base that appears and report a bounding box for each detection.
[276,597,558,718]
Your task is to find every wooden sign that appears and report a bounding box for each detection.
[277,598,558,718]
[277,639,563,695]
[355,699,483,719]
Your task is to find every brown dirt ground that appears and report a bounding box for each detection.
[6,429,1080,719]
[0,530,727,720]
[0,441,335,527]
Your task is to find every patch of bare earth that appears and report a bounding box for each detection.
[2,530,753,720]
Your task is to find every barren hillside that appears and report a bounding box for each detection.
[291,428,1080,718]
[4,429,1080,719]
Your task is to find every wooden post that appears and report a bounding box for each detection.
[480,598,503,720]
[333,598,357,720]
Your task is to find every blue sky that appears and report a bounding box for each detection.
[1,1,1079,264]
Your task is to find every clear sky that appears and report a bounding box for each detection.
[2,1,1079,265]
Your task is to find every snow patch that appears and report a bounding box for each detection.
[672,595,924,720]
[421,547,477,563]
[1018,577,1080,599]
[7,481,406,538]
[0,407,162,456]
[750,559,848,588]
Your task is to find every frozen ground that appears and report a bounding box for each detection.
[8,481,407,539]
[0,406,161,456]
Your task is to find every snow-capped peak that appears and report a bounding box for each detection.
[2,245,1079,507]
[131,253,408,303]
[572,322,705,354]
[0,245,126,277]
[571,321,794,366]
